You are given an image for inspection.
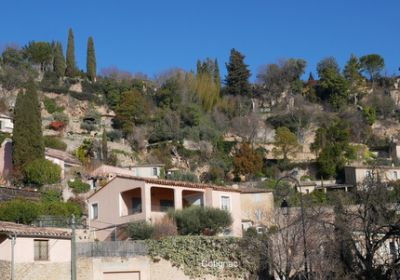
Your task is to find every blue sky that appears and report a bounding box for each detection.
[0,0,399,80]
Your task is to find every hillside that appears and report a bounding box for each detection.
[0,40,399,191]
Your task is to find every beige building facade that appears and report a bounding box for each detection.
[87,175,273,240]
[344,165,400,185]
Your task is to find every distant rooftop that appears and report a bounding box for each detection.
[45,148,80,166]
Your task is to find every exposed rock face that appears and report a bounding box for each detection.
[69,82,82,93]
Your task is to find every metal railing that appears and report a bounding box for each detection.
[76,241,148,257]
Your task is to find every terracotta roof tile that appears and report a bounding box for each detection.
[0,221,71,239]
[45,148,80,166]
[89,175,265,199]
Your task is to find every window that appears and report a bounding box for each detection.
[221,196,230,211]
[255,209,263,221]
[131,198,142,214]
[91,203,98,220]
[152,167,158,176]
[394,171,398,180]
[365,170,372,178]
[34,240,49,261]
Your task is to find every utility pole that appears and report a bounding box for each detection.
[8,234,16,280]
[71,215,77,280]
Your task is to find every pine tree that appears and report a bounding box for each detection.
[12,81,44,171]
[86,36,96,81]
[65,28,77,77]
[225,48,251,96]
[343,54,362,84]
[53,42,66,78]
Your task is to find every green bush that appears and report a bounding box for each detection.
[43,97,65,114]
[68,179,90,193]
[0,199,40,224]
[80,121,97,132]
[52,112,69,123]
[106,130,123,142]
[169,206,232,235]
[39,71,69,94]
[24,159,61,186]
[41,189,61,202]
[81,110,101,132]
[146,236,268,279]
[44,136,67,151]
[126,221,154,240]
[166,171,198,182]
[69,91,100,103]
[0,198,83,225]
[0,132,11,145]
[39,201,83,218]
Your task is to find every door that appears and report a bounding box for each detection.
[103,271,140,280]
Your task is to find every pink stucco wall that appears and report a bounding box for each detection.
[0,236,70,263]
[210,190,242,237]
[0,139,13,178]
[88,177,243,240]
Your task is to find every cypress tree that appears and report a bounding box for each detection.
[225,48,251,95]
[213,58,221,92]
[53,42,66,78]
[101,128,108,162]
[86,36,96,81]
[65,28,77,77]
[12,81,44,171]
[196,60,202,75]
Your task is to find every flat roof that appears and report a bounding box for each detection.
[345,165,400,170]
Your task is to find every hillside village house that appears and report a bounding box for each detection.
[293,180,353,194]
[87,175,273,240]
[344,165,400,185]
[88,164,164,189]
[0,221,71,280]
[45,147,81,179]
[0,140,81,180]
[390,141,400,161]
[0,114,13,134]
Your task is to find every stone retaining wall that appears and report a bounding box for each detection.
[0,261,69,280]
[0,256,242,280]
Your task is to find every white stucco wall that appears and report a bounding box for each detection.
[0,117,13,134]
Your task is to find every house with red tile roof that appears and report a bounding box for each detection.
[0,221,72,280]
[87,175,273,240]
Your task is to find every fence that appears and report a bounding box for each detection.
[32,215,87,229]
[76,241,148,257]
